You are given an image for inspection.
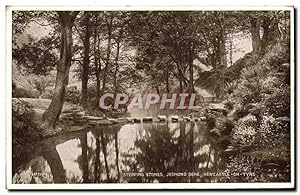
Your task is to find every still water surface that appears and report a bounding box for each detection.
[13,121,228,183]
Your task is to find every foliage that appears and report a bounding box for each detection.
[220,41,291,182]
[12,99,42,160]
[41,85,82,104]
[220,153,290,182]
[12,83,40,98]
[12,98,41,139]
[11,10,291,183]
[231,114,257,145]
[65,86,81,104]
[257,115,290,150]
[40,88,55,99]
[215,117,235,136]
[205,113,216,129]
[13,35,59,76]
[28,75,55,96]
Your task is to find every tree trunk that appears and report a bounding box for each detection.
[219,29,227,67]
[176,122,185,168]
[250,18,261,53]
[80,132,90,183]
[113,39,121,95]
[93,27,101,98]
[188,43,194,93]
[81,12,91,107]
[115,131,120,181]
[94,135,101,182]
[189,122,194,171]
[179,80,183,93]
[176,61,185,93]
[101,14,113,94]
[95,61,101,98]
[42,11,79,128]
[100,131,110,181]
[166,69,170,93]
[261,18,272,53]
[156,86,160,94]
[218,24,227,99]
[42,147,65,183]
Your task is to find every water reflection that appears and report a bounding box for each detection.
[13,121,227,184]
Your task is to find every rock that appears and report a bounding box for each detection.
[61,109,81,114]
[60,113,74,117]
[153,117,160,122]
[210,128,221,136]
[275,116,290,122]
[33,108,45,115]
[171,116,179,123]
[82,115,104,120]
[183,116,191,121]
[126,118,134,123]
[224,148,238,153]
[88,120,113,125]
[76,111,85,116]
[158,115,167,121]
[143,117,153,122]
[224,145,238,153]
[171,118,178,123]
[73,119,88,123]
[133,118,142,123]
[263,163,280,167]
[199,116,206,121]
[108,118,118,124]
[208,103,228,115]
[63,125,87,132]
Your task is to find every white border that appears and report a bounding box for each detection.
[5,5,295,11]
[6,5,295,190]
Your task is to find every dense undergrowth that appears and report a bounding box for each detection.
[210,40,291,182]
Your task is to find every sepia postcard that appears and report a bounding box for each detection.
[6,6,295,190]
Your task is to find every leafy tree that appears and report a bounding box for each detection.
[41,11,79,128]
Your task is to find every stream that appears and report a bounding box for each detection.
[12,121,229,184]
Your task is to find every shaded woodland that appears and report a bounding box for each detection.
[12,10,292,184]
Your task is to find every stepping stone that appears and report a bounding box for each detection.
[183,116,191,121]
[133,118,142,123]
[126,118,134,123]
[178,117,184,122]
[153,117,160,122]
[199,116,206,121]
[143,117,153,122]
[88,120,113,125]
[158,115,167,121]
[171,116,179,123]
[82,115,104,120]
[108,118,118,124]
[76,111,85,116]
